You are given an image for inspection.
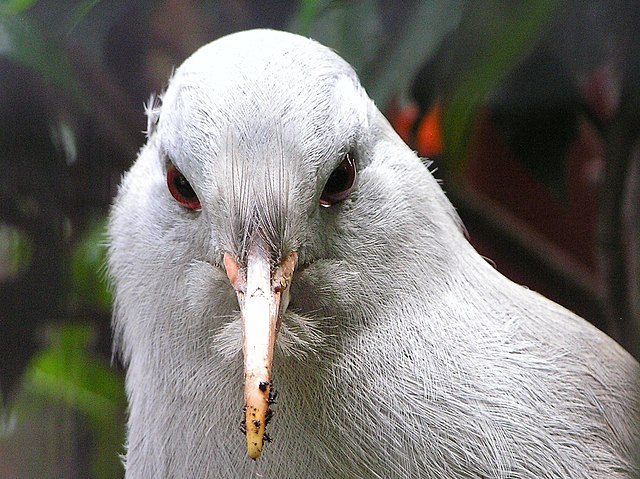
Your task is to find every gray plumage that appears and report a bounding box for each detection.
[108,29,640,478]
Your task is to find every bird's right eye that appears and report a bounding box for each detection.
[320,153,356,207]
[167,163,201,211]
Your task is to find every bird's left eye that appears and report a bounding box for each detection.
[167,163,201,211]
[320,153,356,207]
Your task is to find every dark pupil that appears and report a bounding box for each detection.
[174,174,196,198]
[325,163,350,194]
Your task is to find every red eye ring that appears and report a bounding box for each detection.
[167,163,201,211]
[320,153,356,207]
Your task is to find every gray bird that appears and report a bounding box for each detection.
[108,29,640,478]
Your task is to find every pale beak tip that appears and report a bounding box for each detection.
[248,444,262,460]
[245,385,270,460]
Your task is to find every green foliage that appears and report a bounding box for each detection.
[293,1,563,177]
[1,217,121,477]
[0,13,88,109]
[1,4,120,475]
[21,324,126,479]
[442,0,562,172]
[0,223,32,279]
[71,218,112,312]
[291,0,465,107]
[291,0,381,74]
[364,0,465,109]
[295,0,323,36]
[0,2,566,477]
[67,0,102,35]
[0,0,36,15]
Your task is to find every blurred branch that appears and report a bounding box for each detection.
[448,184,604,327]
[597,33,640,356]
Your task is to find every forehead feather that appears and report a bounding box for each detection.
[158,29,367,160]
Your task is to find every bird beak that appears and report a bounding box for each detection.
[223,242,297,460]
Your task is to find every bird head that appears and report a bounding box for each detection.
[108,29,465,464]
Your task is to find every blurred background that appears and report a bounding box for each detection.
[0,0,638,477]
